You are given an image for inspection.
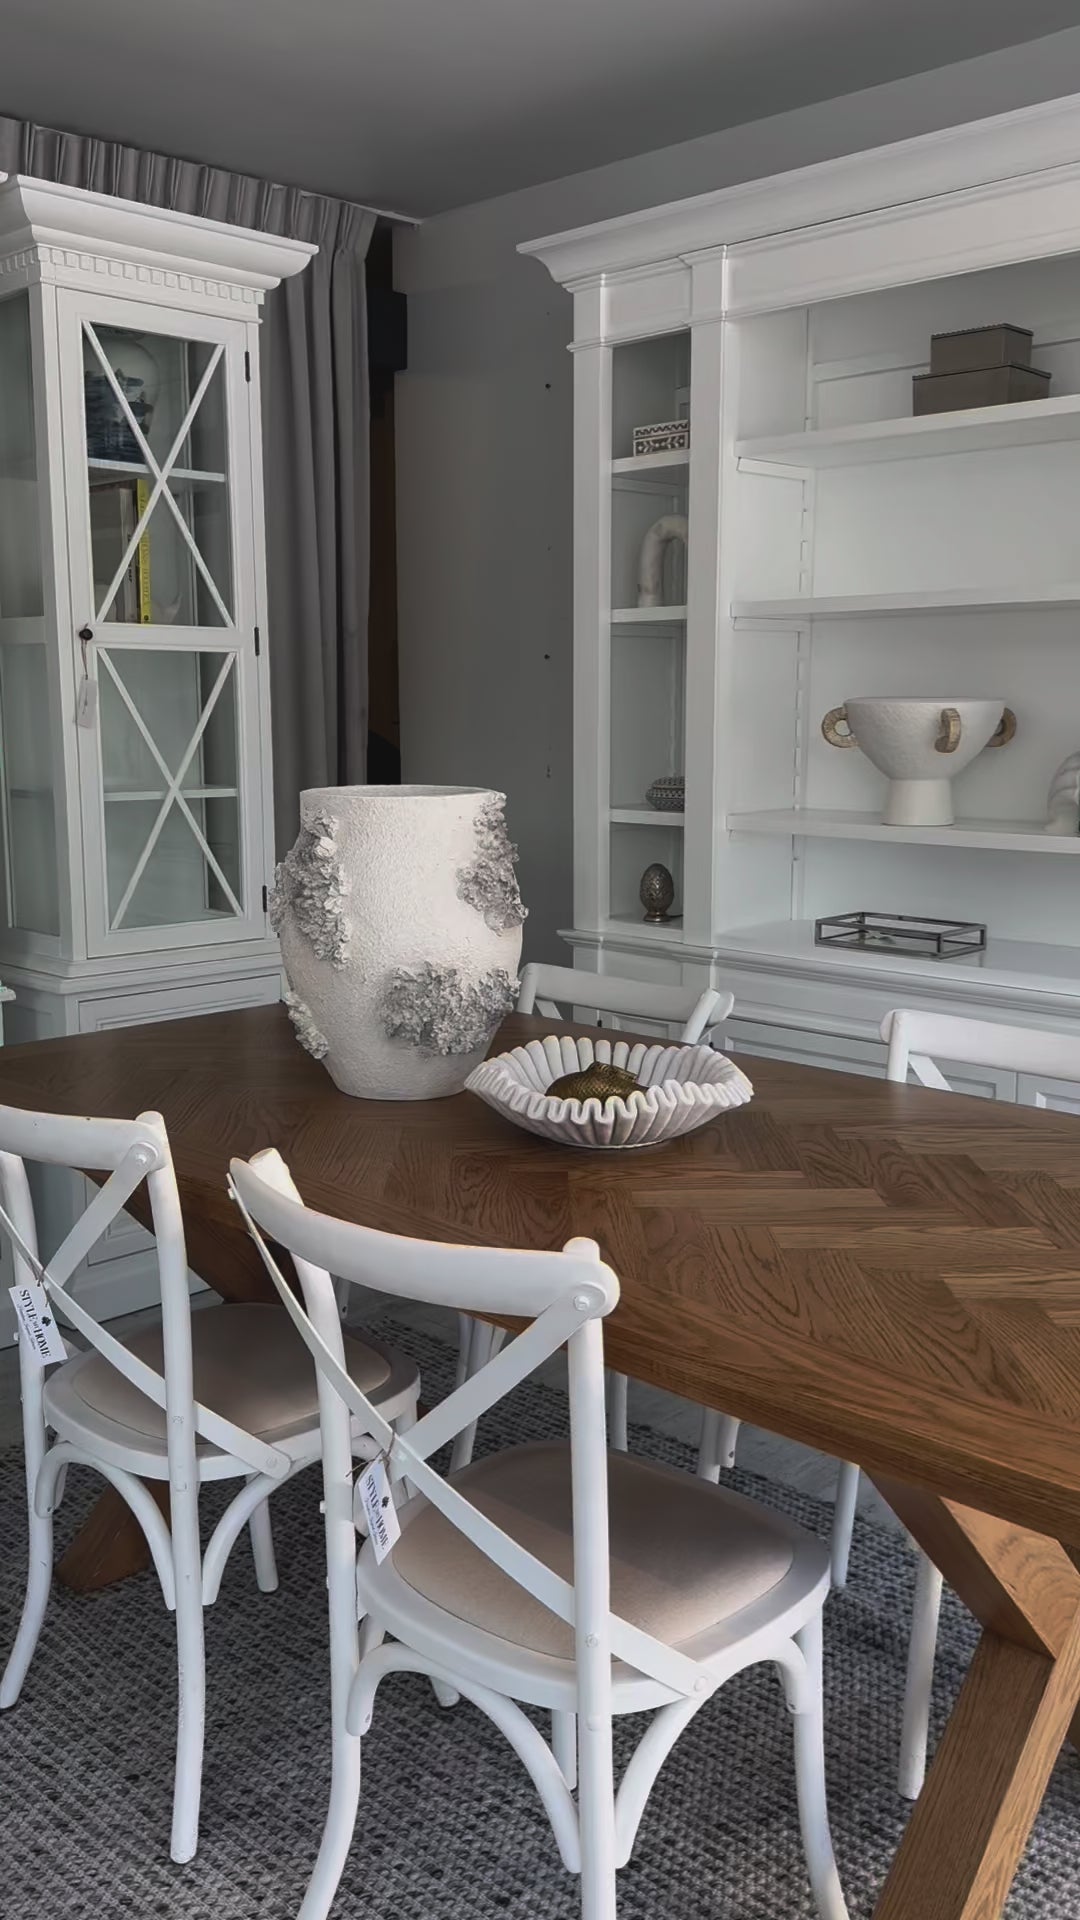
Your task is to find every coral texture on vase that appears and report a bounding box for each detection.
[271,785,526,1099]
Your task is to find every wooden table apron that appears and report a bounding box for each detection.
[4,1004,1080,1917]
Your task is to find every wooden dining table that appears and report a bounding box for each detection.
[4,1001,1080,1916]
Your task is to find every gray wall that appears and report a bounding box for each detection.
[395,26,1080,959]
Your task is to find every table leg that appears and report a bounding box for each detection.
[56,1484,167,1591]
[871,1482,1080,1919]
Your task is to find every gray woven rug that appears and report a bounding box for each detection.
[1,1321,1078,1920]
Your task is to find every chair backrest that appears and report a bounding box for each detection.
[516,962,732,1044]
[0,1103,287,1480]
[228,1147,710,1699]
[881,1008,1080,1090]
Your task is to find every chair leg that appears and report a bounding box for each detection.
[696,1408,740,1482]
[552,1709,578,1790]
[898,1553,944,1800]
[450,1323,505,1471]
[248,1494,279,1594]
[792,1612,849,1920]
[606,1371,628,1453]
[0,1498,53,1709]
[298,1730,362,1920]
[577,1709,617,1920]
[454,1312,474,1391]
[169,1484,206,1864]
[299,1408,368,1918]
[829,1463,860,1590]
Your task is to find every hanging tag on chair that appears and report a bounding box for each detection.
[355,1456,401,1564]
[9,1283,67,1367]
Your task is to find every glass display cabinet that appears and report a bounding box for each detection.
[0,174,314,1330]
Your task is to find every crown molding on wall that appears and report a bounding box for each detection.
[0,173,317,291]
[519,90,1080,286]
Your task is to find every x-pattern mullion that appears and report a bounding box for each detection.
[99,649,243,929]
[84,326,233,627]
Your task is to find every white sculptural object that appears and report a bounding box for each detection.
[637,513,688,607]
[1045,752,1080,834]
[272,785,526,1098]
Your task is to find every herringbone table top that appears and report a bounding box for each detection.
[5,1002,1080,1543]
[8,1002,1080,1917]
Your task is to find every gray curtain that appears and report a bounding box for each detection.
[0,118,375,852]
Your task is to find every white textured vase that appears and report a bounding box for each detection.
[271,785,526,1099]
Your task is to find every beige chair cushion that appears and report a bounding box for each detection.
[64,1303,391,1445]
[393,1441,796,1659]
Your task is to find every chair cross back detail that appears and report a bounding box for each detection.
[882,1007,1080,1091]
[0,1106,288,1480]
[516,964,732,1045]
[229,1154,715,1701]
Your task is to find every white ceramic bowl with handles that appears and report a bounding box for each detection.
[821,696,1015,826]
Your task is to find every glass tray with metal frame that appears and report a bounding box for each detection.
[814,911,987,960]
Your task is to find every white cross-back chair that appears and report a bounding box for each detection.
[514,963,734,1453]
[0,1103,419,1863]
[880,1006,1080,1799]
[516,963,729,1045]
[544,967,861,1591]
[229,1146,848,1920]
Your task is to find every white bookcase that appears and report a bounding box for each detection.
[522,94,1080,1102]
[0,174,313,1332]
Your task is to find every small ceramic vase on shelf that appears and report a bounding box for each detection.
[272,785,526,1099]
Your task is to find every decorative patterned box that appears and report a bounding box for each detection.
[632,419,690,457]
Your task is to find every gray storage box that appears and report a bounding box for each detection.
[913,362,1050,414]
[929,324,1033,374]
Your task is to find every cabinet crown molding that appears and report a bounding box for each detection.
[0,174,316,295]
[520,90,1080,286]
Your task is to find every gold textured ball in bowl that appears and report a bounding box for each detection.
[546,1062,642,1104]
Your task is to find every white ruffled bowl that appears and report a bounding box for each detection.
[465,1034,753,1149]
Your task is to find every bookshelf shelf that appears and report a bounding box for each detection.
[87,458,227,488]
[103,785,240,804]
[611,605,687,624]
[727,808,1080,854]
[735,394,1080,469]
[730,585,1080,621]
[609,806,685,825]
[610,450,690,477]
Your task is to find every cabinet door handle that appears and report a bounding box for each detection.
[78,625,94,643]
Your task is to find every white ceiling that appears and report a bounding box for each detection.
[3,0,1080,217]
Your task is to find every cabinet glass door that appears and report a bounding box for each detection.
[82,320,233,629]
[0,289,59,940]
[97,644,242,932]
[66,300,262,952]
